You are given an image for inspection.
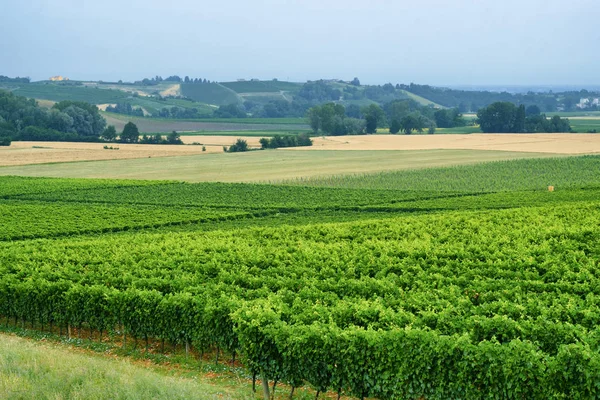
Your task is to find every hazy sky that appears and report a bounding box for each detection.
[2,0,599,85]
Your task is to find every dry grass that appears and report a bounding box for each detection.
[159,83,181,97]
[0,149,557,182]
[2,133,595,169]
[0,138,261,167]
[304,134,600,154]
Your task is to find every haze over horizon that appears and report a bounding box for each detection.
[2,0,599,87]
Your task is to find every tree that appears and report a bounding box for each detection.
[514,104,526,133]
[389,119,401,134]
[362,104,385,134]
[52,100,106,137]
[365,115,378,134]
[345,104,361,119]
[400,115,419,134]
[476,102,519,133]
[306,103,345,135]
[307,107,321,133]
[259,137,270,149]
[525,105,541,116]
[167,130,182,144]
[101,125,117,142]
[120,122,139,143]
[350,77,361,86]
[428,121,437,134]
[227,138,249,152]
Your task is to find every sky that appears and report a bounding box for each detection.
[2,0,599,86]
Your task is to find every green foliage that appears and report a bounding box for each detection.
[282,155,600,191]
[362,104,385,134]
[259,134,312,149]
[306,103,364,135]
[139,131,182,145]
[2,180,600,397]
[434,108,467,128]
[121,122,140,143]
[213,103,246,118]
[101,125,117,141]
[12,82,129,104]
[3,157,600,398]
[0,90,106,141]
[226,138,249,152]
[478,102,570,133]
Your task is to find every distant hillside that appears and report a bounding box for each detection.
[221,80,302,93]
[400,90,445,108]
[6,82,130,104]
[180,82,241,105]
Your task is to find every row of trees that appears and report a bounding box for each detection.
[0,75,30,83]
[476,102,571,133]
[135,76,213,86]
[259,134,312,149]
[99,122,182,144]
[306,100,468,135]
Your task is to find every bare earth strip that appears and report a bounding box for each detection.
[305,134,600,154]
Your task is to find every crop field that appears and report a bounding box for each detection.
[306,133,600,154]
[0,149,555,181]
[569,117,600,133]
[2,156,600,399]
[0,141,229,166]
[102,113,308,133]
[103,96,215,117]
[180,82,241,106]
[282,155,600,191]
[11,82,130,104]
[221,80,302,93]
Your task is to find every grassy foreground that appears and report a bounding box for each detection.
[0,334,236,400]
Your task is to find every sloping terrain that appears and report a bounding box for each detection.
[180,82,241,105]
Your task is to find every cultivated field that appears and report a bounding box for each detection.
[103,113,308,133]
[2,158,600,398]
[0,148,555,181]
[307,133,600,154]
[0,140,233,166]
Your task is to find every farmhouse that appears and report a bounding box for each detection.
[49,75,69,81]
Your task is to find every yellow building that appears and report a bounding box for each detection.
[49,76,69,81]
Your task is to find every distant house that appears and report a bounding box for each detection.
[576,98,590,109]
[49,75,69,81]
[576,98,600,109]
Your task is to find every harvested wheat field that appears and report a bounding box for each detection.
[0,137,262,167]
[304,134,600,154]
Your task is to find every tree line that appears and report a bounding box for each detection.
[0,90,183,145]
[476,102,571,133]
[306,99,468,136]
[0,90,106,144]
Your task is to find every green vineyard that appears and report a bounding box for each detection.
[2,156,600,399]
